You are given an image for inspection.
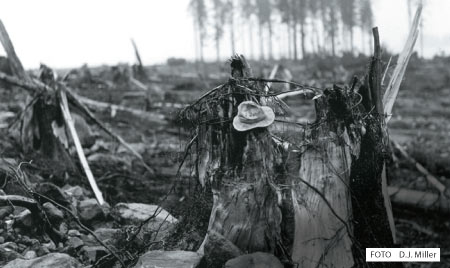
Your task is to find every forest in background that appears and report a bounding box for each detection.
[188,0,424,62]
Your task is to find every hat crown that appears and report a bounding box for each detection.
[238,102,265,123]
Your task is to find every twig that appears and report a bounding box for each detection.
[396,219,438,238]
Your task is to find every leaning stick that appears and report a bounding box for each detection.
[383,4,422,122]
[265,64,279,92]
[63,86,155,174]
[392,140,448,197]
[0,20,27,80]
[59,89,105,205]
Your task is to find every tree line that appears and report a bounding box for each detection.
[189,0,374,62]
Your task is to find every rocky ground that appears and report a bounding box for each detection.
[0,55,449,267]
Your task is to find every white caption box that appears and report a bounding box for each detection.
[366,248,440,262]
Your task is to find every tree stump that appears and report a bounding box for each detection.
[182,55,397,268]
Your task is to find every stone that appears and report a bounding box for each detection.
[82,245,108,263]
[15,209,34,228]
[67,236,84,250]
[43,202,64,223]
[35,183,71,208]
[133,250,204,268]
[42,240,56,252]
[0,242,18,252]
[63,185,85,201]
[3,252,82,268]
[68,229,81,237]
[0,206,13,219]
[78,199,104,222]
[0,247,22,266]
[93,228,119,242]
[111,203,177,225]
[224,252,283,268]
[23,250,37,259]
[204,231,242,268]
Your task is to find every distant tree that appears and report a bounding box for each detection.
[240,0,256,59]
[189,0,208,62]
[211,0,229,61]
[226,0,236,55]
[276,0,292,59]
[358,0,373,54]
[292,0,308,59]
[308,0,322,54]
[339,0,356,52]
[320,0,339,56]
[255,0,272,60]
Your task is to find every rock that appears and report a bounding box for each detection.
[3,252,82,268]
[0,206,13,219]
[82,245,108,263]
[15,209,34,228]
[1,242,18,252]
[43,202,64,223]
[78,199,104,222]
[111,203,177,225]
[204,231,242,268]
[68,229,81,237]
[80,234,98,247]
[42,240,56,252]
[133,250,204,268]
[93,228,119,242]
[224,252,283,268]
[66,236,84,251]
[0,247,22,266]
[35,183,71,208]
[62,185,86,201]
[23,250,37,259]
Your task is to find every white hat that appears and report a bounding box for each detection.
[232,101,275,132]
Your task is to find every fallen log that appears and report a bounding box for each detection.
[388,186,450,214]
[75,94,167,125]
[392,140,448,197]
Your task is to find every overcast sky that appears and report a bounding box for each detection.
[0,0,448,69]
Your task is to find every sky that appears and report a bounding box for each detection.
[0,0,449,69]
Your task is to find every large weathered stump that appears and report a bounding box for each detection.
[188,56,283,254]
[182,55,397,268]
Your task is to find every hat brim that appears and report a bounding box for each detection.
[232,106,275,132]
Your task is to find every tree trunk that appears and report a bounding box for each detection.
[293,22,298,61]
[268,20,273,60]
[249,21,255,60]
[230,15,236,55]
[287,23,292,59]
[258,23,265,60]
[215,37,221,62]
[300,20,306,59]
